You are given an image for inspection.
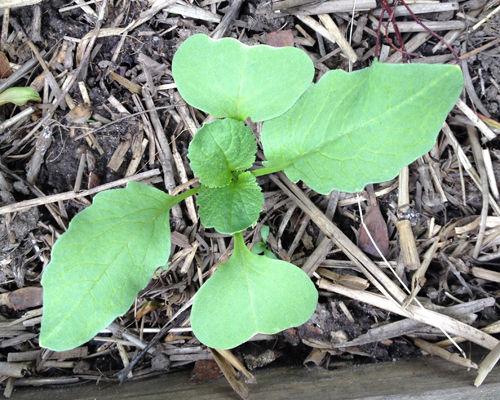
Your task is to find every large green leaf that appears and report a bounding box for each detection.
[197,172,263,234]
[172,34,314,122]
[189,118,256,188]
[191,232,318,349]
[261,61,464,194]
[40,182,177,351]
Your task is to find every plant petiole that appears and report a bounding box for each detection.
[172,185,201,205]
[250,165,286,178]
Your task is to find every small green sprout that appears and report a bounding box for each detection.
[0,87,41,106]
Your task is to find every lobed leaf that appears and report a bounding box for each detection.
[189,118,256,187]
[191,233,318,349]
[172,34,314,122]
[40,182,176,351]
[261,61,464,194]
[196,172,263,234]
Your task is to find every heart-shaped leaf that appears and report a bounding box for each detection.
[261,61,464,194]
[172,34,314,122]
[189,118,256,188]
[191,232,318,349]
[40,182,177,351]
[197,172,263,234]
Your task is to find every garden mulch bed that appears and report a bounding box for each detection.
[0,0,500,398]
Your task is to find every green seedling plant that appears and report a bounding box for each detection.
[0,87,40,106]
[250,226,278,260]
[40,34,463,351]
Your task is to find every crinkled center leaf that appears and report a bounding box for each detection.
[189,118,256,187]
[196,172,263,234]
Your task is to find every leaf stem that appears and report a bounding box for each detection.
[233,231,244,246]
[250,165,285,177]
[172,186,200,205]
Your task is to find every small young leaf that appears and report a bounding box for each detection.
[172,34,314,122]
[250,242,266,255]
[191,233,318,349]
[261,61,464,194]
[0,87,41,106]
[197,172,263,234]
[40,182,177,351]
[264,249,278,260]
[260,225,270,244]
[189,119,256,187]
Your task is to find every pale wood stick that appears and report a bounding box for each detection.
[472,4,500,31]
[316,267,369,290]
[435,321,500,348]
[382,20,465,33]
[125,138,148,177]
[398,166,410,206]
[424,153,448,203]
[273,0,317,10]
[403,239,442,308]
[209,348,249,399]
[336,297,494,348]
[433,29,462,53]
[0,8,9,53]
[455,98,496,141]
[397,220,420,270]
[173,92,199,138]
[0,107,34,135]
[412,54,455,64]
[442,122,500,215]
[459,38,500,61]
[482,149,499,199]
[475,342,500,386]
[108,94,130,115]
[414,338,477,369]
[167,2,221,23]
[141,88,184,225]
[467,125,489,258]
[372,2,459,17]
[318,279,500,350]
[131,94,156,166]
[73,0,98,17]
[317,14,357,63]
[397,165,420,271]
[337,180,399,206]
[302,236,334,277]
[78,81,91,106]
[287,0,376,14]
[214,349,254,380]
[171,135,197,223]
[471,267,500,283]
[0,169,160,215]
[117,344,133,378]
[386,32,431,64]
[295,23,316,46]
[296,15,357,62]
[0,362,31,378]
